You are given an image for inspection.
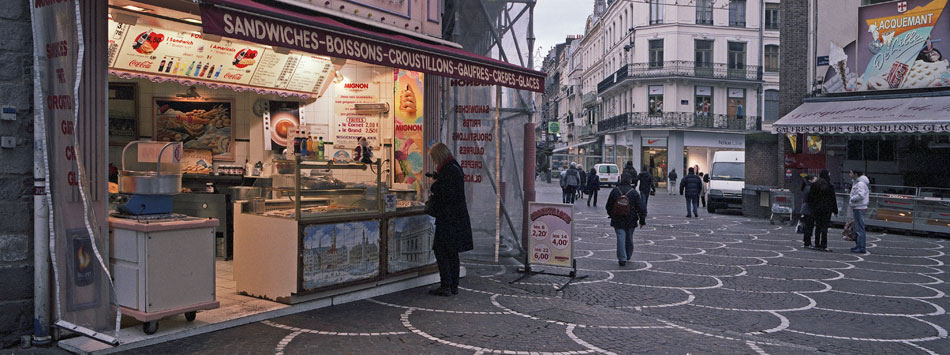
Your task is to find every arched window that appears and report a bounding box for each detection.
[764,89,780,123]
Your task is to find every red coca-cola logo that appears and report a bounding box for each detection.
[223,72,243,80]
[128,60,153,69]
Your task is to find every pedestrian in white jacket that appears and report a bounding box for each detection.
[848,171,870,253]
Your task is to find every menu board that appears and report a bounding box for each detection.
[333,80,382,150]
[107,19,332,95]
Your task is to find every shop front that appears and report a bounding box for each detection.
[641,137,669,188]
[50,0,543,349]
[683,131,745,176]
[774,94,950,236]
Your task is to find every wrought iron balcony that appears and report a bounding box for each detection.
[582,91,597,106]
[597,112,761,132]
[599,62,762,94]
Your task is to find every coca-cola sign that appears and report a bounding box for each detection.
[128,59,153,69]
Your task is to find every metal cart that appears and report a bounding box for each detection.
[769,189,794,225]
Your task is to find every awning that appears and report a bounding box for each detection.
[553,140,598,153]
[199,0,545,92]
[773,95,950,134]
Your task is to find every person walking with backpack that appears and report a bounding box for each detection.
[606,173,647,266]
[668,169,678,195]
[560,162,581,204]
[637,166,654,209]
[586,168,600,207]
[680,167,704,218]
[849,170,870,253]
[807,170,838,251]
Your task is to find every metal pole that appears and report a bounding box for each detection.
[494,85,502,262]
[523,1,536,261]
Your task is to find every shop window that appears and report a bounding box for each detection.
[863,140,879,161]
[649,39,664,68]
[727,88,745,119]
[765,4,781,30]
[729,0,746,27]
[847,140,863,160]
[879,140,895,161]
[696,0,713,25]
[694,86,712,119]
[648,85,664,117]
[765,45,780,73]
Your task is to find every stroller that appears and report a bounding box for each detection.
[769,189,794,225]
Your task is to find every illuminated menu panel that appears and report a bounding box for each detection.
[108,19,332,95]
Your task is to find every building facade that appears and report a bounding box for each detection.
[542,0,781,186]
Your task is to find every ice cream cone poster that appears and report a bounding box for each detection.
[394,70,424,191]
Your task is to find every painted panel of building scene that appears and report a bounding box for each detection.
[388,215,435,273]
[302,221,380,290]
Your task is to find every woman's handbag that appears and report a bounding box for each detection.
[842,220,856,241]
[795,220,804,234]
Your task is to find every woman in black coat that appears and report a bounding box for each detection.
[425,143,473,296]
[586,168,600,207]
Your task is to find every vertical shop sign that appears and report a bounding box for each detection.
[451,83,493,184]
[527,203,574,268]
[393,70,425,194]
[31,0,118,342]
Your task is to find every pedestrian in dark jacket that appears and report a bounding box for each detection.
[807,169,839,251]
[622,161,637,184]
[577,168,588,200]
[560,163,581,204]
[605,173,647,266]
[586,168,600,207]
[668,169,678,195]
[800,175,817,248]
[425,143,474,296]
[680,167,704,218]
[637,166,654,209]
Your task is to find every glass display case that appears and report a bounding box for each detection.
[245,158,383,220]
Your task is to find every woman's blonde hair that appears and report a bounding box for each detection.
[428,142,453,165]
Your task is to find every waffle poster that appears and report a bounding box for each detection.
[393,70,424,192]
[527,203,574,268]
[856,0,950,91]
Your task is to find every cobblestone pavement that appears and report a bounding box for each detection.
[120,182,949,354]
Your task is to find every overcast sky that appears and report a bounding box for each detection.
[532,0,592,69]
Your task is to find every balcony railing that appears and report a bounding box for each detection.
[582,92,597,106]
[597,112,761,132]
[599,62,761,94]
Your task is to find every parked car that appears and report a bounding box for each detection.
[593,163,620,187]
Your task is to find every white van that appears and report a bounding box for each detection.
[707,151,745,213]
[593,163,620,187]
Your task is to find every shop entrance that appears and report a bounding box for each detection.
[642,147,669,188]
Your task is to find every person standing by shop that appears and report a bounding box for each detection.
[697,172,709,207]
[637,166,654,209]
[800,175,817,248]
[586,168,600,207]
[424,143,473,296]
[808,170,838,251]
[605,174,647,266]
[849,170,870,254]
[668,169,678,195]
[680,168,704,218]
[561,162,581,204]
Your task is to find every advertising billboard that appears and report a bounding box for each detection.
[824,0,950,92]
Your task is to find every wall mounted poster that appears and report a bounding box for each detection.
[154,98,234,161]
[332,77,381,150]
[264,101,301,151]
[301,221,380,290]
[388,215,435,273]
[393,70,424,192]
[527,202,574,268]
[857,0,950,91]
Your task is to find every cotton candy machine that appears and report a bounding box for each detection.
[115,141,183,215]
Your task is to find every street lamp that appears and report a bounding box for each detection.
[623,27,636,65]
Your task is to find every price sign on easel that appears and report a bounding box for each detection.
[527,202,574,268]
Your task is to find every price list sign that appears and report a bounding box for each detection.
[527,203,574,268]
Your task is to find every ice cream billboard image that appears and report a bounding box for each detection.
[855,0,950,91]
[394,70,424,191]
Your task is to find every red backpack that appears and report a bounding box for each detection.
[612,187,634,217]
